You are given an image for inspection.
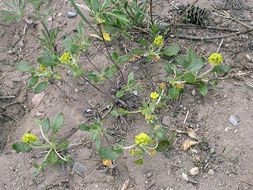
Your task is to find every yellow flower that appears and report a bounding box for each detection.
[129,148,136,156]
[150,92,159,100]
[154,35,164,47]
[159,83,166,90]
[176,83,184,89]
[208,53,223,66]
[22,133,38,144]
[145,115,153,121]
[60,52,71,64]
[135,133,152,145]
[39,64,47,71]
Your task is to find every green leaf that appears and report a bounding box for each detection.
[118,54,130,63]
[27,76,39,88]
[33,81,47,94]
[15,61,35,72]
[138,39,149,47]
[110,109,120,117]
[132,49,145,55]
[164,60,172,74]
[37,56,59,67]
[51,112,64,134]
[98,147,123,160]
[198,83,208,96]
[41,118,50,135]
[62,35,79,53]
[95,138,102,150]
[12,142,32,153]
[183,73,196,84]
[175,57,188,68]
[156,140,169,152]
[163,45,180,56]
[47,151,59,165]
[111,52,119,61]
[188,58,205,72]
[211,65,230,74]
[33,163,40,169]
[116,90,125,98]
[134,159,144,164]
[73,66,84,78]
[78,124,91,131]
[57,140,69,150]
[128,71,134,83]
[169,86,180,98]
[186,47,197,63]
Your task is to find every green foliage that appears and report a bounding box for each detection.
[12,113,70,177]
[0,0,29,23]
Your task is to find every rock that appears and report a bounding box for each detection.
[250,20,253,26]
[72,161,87,175]
[191,89,196,96]
[224,127,231,132]
[67,11,77,18]
[229,115,239,127]
[208,169,215,175]
[133,90,138,96]
[189,167,199,176]
[181,172,189,181]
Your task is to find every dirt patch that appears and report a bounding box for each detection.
[0,0,253,190]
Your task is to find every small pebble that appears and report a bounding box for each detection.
[67,11,77,18]
[133,90,138,96]
[191,89,196,96]
[229,115,239,127]
[189,167,199,176]
[250,20,253,26]
[208,169,215,175]
[224,127,231,132]
[181,172,189,181]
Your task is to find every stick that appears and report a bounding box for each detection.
[0,95,15,99]
[240,180,253,186]
[173,28,253,41]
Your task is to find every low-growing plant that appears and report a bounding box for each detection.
[12,113,71,177]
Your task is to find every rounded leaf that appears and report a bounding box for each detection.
[34,81,47,94]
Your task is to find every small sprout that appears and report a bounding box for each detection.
[208,53,223,66]
[154,35,164,47]
[22,133,38,144]
[150,92,159,100]
[135,133,152,145]
[60,52,71,64]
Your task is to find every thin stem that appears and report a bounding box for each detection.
[85,53,115,86]
[98,25,126,83]
[150,0,154,25]
[35,10,57,52]
[39,125,52,145]
[54,149,68,161]
[198,64,214,78]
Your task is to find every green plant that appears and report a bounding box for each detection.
[12,113,71,177]
[0,0,29,23]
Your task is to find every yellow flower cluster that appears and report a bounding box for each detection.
[150,92,159,100]
[60,52,71,64]
[135,133,151,145]
[176,83,184,89]
[22,133,38,144]
[154,35,164,47]
[159,83,166,90]
[208,53,223,66]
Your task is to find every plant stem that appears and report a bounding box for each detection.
[198,64,215,78]
[35,10,57,52]
[54,149,68,161]
[97,25,126,83]
[39,125,52,145]
[150,0,154,25]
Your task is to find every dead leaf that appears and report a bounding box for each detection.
[64,98,70,103]
[181,140,198,151]
[187,129,199,140]
[102,159,112,167]
[102,31,111,41]
[88,33,102,40]
[32,92,45,106]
